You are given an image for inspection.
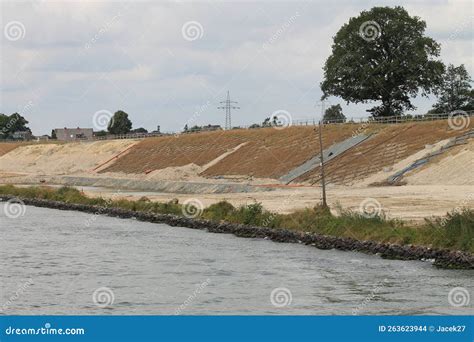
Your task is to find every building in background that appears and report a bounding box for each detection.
[150,125,161,134]
[36,135,50,142]
[200,124,222,132]
[53,127,93,141]
[12,130,33,140]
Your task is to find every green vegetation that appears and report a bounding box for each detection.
[108,110,132,135]
[321,6,444,117]
[203,202,277,227]
[1,185,472,253]
[430,64,473,113]
[323,104,346,123]
[0,112,31,140]
[424,209,474,252]
[0,185,183,215]
[183,124,222,133]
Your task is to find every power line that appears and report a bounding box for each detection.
[218,90,239,130]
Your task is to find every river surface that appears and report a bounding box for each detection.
[1,205,473,315]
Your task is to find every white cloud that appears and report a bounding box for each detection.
[1,0,472,134]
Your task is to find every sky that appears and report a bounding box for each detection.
[1,0,472,135]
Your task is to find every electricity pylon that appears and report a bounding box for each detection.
[218,91,239,130]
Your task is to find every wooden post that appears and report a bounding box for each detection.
[318,119,328,208]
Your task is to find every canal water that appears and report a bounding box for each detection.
[1,205,472,315]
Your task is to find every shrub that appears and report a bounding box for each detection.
[425,208,474,251]
[203,201,235,221]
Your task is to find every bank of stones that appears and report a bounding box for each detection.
[1,196,472,269]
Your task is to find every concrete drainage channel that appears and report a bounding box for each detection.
[279,134,371,184]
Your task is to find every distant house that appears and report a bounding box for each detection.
[200,124,222,132]
[202,125,222,131]
[36,135,50,142]
[150,125,161,134]
[53,127,93,141]
[12,130,33,140]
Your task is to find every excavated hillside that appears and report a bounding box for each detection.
[0,119,472,220]
[100,125,367,178]
[97,120,473,186]
[0,142,23,157]
[0,120,472,187]
[295,120,474,185]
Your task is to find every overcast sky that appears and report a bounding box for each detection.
[1,0,472,135]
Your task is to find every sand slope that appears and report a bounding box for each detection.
[404,140,474,185]
[0,140,138,175]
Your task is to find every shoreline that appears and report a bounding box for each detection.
[3,177,473,221]
[2,195,473,270]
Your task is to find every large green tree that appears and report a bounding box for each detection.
[321,6,444,117]
[430,64,473,113]
[108,110,132,134]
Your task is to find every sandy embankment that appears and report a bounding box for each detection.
[0,137,473,222]
[84,138,474,221]
[0,140,139,176]
[0,139,278,187]
[404,142,474,185]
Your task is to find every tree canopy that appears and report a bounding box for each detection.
[262,117,278,127]
[323,104,346,123]
[130,127,148,134]
[108,110,132,134]
[321,6,444,117]
[430,64,473,113]
[0,112,30,139]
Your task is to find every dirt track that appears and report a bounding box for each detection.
[79,184,473,222]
